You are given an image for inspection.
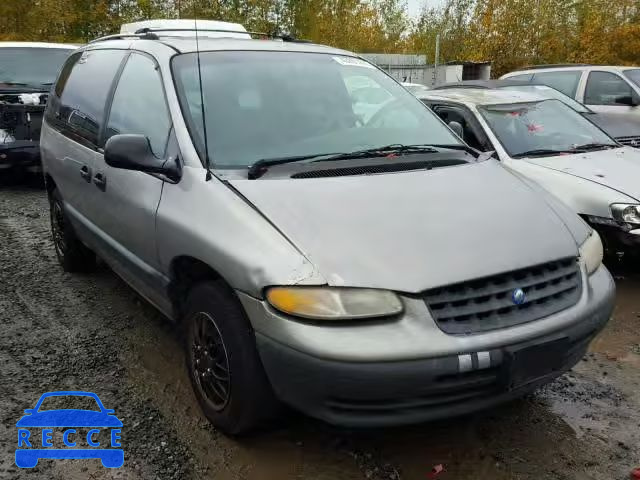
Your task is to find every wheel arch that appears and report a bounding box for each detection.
[167,255,238,321]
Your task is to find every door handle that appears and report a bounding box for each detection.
[93,172,107,191]
[80,165,92,183]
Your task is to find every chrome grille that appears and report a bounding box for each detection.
[616,135,640,147]
[423,258,581,334]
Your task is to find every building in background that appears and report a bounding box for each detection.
[360,54,491,87]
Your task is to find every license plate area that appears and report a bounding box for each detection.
[504,337,569,390]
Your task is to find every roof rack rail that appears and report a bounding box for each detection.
[519,63,592,70]
[89,32,160,44]
[132,27,310,43]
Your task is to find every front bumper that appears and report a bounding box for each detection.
[241,265,615,427]
[0,141,41,173]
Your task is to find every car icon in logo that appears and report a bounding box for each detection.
[511,288,526,305]
[16,391,123,468]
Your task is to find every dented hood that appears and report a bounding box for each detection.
[229,160,580,293]
[523,147,640,202]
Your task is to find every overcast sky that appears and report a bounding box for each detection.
[406,0,445,17]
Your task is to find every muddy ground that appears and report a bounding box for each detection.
[0,185,638,480]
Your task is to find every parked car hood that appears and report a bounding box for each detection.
[586,112,640,139]
[229,160,580,293]
[523,147,640,202]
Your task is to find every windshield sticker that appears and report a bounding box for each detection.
[332,56,375,69]
[527,123,544,133]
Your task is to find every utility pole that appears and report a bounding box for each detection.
[433,33,440,87]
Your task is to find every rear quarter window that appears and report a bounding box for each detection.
[530,71,582,98]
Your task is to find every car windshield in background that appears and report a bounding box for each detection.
[479,99,616,158]
[0,48,73,88]
[501,85,591,113]
[172,51,462,169]
[623,68,640,88]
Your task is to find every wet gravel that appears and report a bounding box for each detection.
[0,185,639,480]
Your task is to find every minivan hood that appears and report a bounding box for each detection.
[523,147,640,202]
[230,160,579,293]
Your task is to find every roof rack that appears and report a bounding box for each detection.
[90,28,310,44]
[89,32,160,44]
[136,27,310,42]
[519,63,592,70]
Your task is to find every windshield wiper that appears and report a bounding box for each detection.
[313,144,438,163]
[247,152,344,179]
[247,143,475,179]
[570,142,618,151]
[512,148,575,158]
[248,145,438,179]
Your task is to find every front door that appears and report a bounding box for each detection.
[581,70,640,118]
[85,52,173,313]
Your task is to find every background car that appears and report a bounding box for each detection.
[0,42,77,182]
[418,88,640,262]
[401,82,430,96]
[500,64,640,127]
[432,79,640,147]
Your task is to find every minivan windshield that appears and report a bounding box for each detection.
[0,48,73,89]
[479,99,617,158]
[172,51,462,169]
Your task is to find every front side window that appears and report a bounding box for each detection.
[0,47,73,89]
[531,71,581,97]
[172,51,462,169]
[479,99,615,158]
[585,71,634,106]
[47,49,127,146]
[105,53,171,157]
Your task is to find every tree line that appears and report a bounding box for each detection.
[1,0,638,76]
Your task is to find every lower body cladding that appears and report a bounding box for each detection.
[0,140,41,176]
[240,265,615,427]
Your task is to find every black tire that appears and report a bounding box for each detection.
[50,188,96,272]
[183,281,281,435]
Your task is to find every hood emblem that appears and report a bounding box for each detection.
[512,288,526,305]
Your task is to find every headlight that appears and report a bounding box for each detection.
[611,203,640,225]
[266,287,403,320]
[579,230,603,275]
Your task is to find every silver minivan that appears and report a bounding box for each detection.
[41,21,615,434]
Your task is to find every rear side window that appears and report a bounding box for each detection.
[531,71,581,97]
[47,49,127,147]
[584,71,634,105]
[105,53,171,157]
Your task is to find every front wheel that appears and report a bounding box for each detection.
[183,281,281,435]
[50,188,95,273]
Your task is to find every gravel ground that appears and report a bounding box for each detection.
[0,185,639,480]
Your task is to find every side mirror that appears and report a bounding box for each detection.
[448,120,464,138]
[104,134,180,181]
[615,92,640,106]
[24,409,34,414]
